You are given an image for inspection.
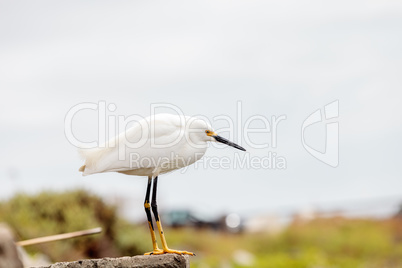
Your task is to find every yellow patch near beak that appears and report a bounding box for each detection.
[206,131,217,137]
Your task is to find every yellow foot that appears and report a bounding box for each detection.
[145,248,195,256]
[144,249,163,255]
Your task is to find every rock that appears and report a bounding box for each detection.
[0,223,24,268]
[37,254,190,268]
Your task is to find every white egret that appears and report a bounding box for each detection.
[79,113,245,256]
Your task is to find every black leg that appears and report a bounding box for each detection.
[151,176,160,222]
[144,176,154,230]
[144,176,160,252]
[149,176,195,256]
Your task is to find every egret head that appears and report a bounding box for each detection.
[186,117,246,151]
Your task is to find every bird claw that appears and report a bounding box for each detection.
[164,249,195,256]
[144,248,195,256]
[144,249,163,255]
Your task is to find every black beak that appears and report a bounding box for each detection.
[214,135,246,151]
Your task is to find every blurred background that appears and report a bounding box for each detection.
[1,1,402,267]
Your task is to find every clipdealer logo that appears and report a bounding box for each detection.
[64,101,339,171]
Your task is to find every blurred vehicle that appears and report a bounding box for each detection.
[162,210,243,233]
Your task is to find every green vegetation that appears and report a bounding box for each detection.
[1,190,401,267]
[0,190,148,261]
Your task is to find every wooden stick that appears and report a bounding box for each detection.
[16,227,102,247]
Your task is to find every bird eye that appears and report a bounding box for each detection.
[205,130,210,134]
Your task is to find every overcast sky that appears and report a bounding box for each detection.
[1,1,401,221]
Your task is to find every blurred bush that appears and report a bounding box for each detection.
[0,190,149,262]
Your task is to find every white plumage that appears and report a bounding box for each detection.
[79,113,215,177]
